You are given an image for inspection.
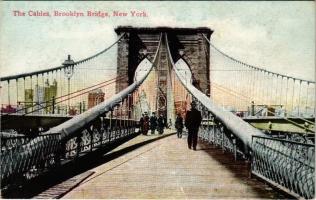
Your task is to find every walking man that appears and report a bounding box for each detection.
[143,112,149,135]
[150,112,158,134]
[175,113,184,138]
[185,101,202,150]
[157,114,165,134]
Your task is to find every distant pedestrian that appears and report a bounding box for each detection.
[139,114,144,134]
[157,114,165,134]
[143,112,149,135]
[175,113,184,138]
[185,101,202,150]
[150,112,157,134]
[168,118,172,129]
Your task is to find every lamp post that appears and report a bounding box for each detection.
[63,55,74,113]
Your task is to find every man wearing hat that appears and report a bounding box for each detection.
[143,112,149,135]
[150,112,158,134]
[185,101,202,150]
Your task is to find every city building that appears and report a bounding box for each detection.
[88,89,105,109]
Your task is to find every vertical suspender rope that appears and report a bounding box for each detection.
[259,70,262,105]
[16,79,19,105]
[251,68,255,103]
[268,73,272,106]
[266,72,270,106]
[273,75,277,105]
[285,77,289,115]
[43,73,45,113]
[279,76,283,108]
[298,80,302,116]
[275,75,279,106]
[30,76,33,113]
[271,74,275,106]
[291,79,295,115]
[23,77,26,113]
[7,80,10,106]
[305,82,309,114]
[253,69,257,104]
[241,65,245,106]
[36,75,39,113]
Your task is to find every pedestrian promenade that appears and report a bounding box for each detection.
[63,130,285,199]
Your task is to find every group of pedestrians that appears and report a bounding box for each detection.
[139,101,202,151]
[139,112,167,135]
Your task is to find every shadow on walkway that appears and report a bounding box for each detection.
[198,140,292,199]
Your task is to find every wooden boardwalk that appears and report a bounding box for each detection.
[63,130,285,199]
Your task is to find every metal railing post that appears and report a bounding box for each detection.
[232,134,237,161]
[221,126,225,151]
[75,134,82,158]
[90,129,93,152]
[120,103,123,138]
[109,109,113,142]
[115,106,118,140]
[123,99,126,136]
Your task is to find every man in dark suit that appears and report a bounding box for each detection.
[185,101,202,150]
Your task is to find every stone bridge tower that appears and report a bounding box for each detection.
[115,26,213,117]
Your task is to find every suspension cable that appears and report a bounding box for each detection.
[0,33,126,82]
[202,34,315,84]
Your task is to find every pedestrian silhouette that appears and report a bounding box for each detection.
[143,112,149,135]
[139,114,144,134]
[185,101,202,150]
[157,114,165,134]
[175,113,184,138]
[150,112,157,134]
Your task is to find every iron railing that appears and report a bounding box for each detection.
[1,118,137,189]
[1,135,33,152]
[1,133,61,187]
[251,136,315,199]
[199,119,241,160]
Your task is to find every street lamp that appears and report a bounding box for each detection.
[63,55,75,113]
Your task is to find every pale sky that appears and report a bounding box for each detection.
[0,1,315,81]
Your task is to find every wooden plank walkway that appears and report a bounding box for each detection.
[63,130,286,199]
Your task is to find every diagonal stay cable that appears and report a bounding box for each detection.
[1,75,126,116]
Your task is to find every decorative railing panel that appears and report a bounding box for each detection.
[1,118,137,189]
[251,136,315,199]
[1,135,33,152]
[1,133,61,187]
[199,120,242,160]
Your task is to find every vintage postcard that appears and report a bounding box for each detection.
[0,1,314,199]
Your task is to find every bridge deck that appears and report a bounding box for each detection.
[63,130,285,199]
